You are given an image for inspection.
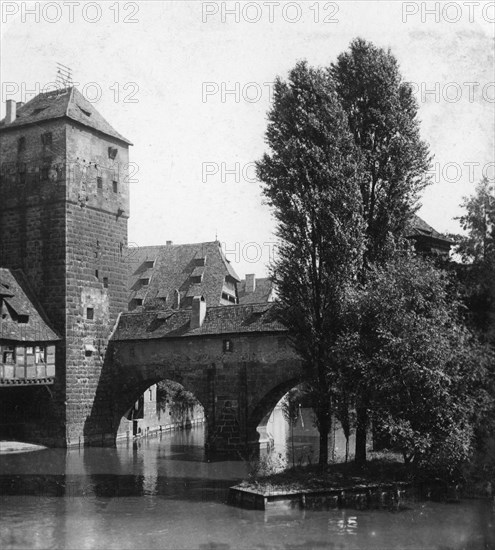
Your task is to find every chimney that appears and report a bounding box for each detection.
[5,100,16,123]
[245,274,256,294]
[190,296,206,329]
[166,240,173,246]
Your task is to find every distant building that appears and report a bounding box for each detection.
[406,214,453,258]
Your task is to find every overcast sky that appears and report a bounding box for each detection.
[1,0,494,277]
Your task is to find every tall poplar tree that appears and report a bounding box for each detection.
[256,61,365,465]
[331,38,433,462]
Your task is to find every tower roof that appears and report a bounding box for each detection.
[0,87,132,145]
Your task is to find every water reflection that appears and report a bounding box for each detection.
[0,424,493,549]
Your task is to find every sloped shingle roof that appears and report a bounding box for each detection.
[112,303,284,341]
[238,277,274,305]
[406,214,452,244]
[0,87,132,145]
[0,269,60,342]
[127,241,240,309]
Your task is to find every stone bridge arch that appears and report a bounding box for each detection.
[85,330,303,455]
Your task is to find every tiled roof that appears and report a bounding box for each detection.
[127,241,240,310]
[406,214,452,243]
[112,303,285,341]
[238,277,275,305]
[0,268,60,342]
[0,88,132,145]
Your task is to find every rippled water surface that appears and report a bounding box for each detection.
[0,418,493,549]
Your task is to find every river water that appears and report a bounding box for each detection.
[0,409,493,549]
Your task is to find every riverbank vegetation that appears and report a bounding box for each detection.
[255,37,495,483]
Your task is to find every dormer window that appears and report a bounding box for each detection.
[144,260,155,269]
[108,147,118,160]
[32,107,47,116]
[140,278,149,286]
[134,298,143,307]
[190,275,203,284]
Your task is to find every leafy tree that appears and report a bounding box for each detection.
[281,387,302,467]
[333,253,491,475]
[156,380,200,425]
[451,177,495,343]
[256,61,366,465]
[450,178,495,479]
[330,38,433,462]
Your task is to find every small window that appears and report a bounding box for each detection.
[41,132,52,147]
[26,346,34,355]
[108,147,118,160]
[112,180,118,193]
[95,269,99,279]
[17,136,26,152]
[103,277,109,288]
[86,307,94,320]
[223,339,233,353]
[35,346,45,364]
[17,314,29,324]
[2,345,15,364]
[18,163,26,184]
[134,299,143,307]
[97,176,103,190]
[41,166,49,181]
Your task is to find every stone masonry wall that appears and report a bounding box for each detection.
[0,121,68,444]
[64,123,129,446]
[110,332,302,454]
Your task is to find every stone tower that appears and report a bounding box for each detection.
[0,88,132,446]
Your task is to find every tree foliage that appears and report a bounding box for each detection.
[333,253,492,475]
[256,61,366,464]
[451,177,495,343]
[330,37,432,264]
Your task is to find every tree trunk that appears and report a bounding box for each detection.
[355,406,367,464]
[316,410,331,466]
